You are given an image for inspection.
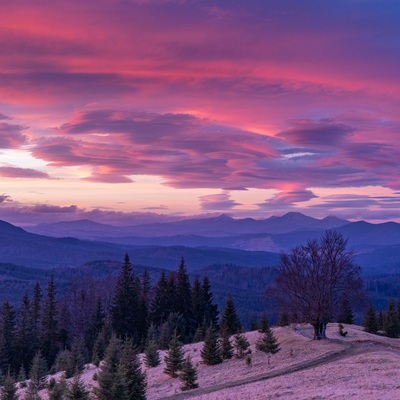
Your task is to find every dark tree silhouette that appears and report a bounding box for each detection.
[164,330,184,378]
[272,231,362,339]
[0,370,18,400]
[0,302,16,374]
[363,303,378,334]
[219,296,241,336]
[384,298,400,338]
[179,355,199,391]
[201,324,222,365]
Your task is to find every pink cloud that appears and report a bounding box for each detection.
[199,193,241,211]
[0,122,27,149]
[0,166,51,179]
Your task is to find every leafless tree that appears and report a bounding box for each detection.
[272,230,362,339]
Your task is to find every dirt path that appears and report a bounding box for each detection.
[158,341,362,400]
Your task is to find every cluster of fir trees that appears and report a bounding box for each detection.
[363,298,400,338]
[0,255,219,385]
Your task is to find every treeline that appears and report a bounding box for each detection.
[0,255,221,382]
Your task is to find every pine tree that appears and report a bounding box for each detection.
[150,271,170,328]
[0,370,18,400]
[200,325,222,365]
[256,323,280,365]
[233,332,250,359]
[111,254,140,342]
[0,302,16,374]
[278,309,290,327]
[201,276,219,330]
[179,356,198,391]
[85,298,105,358]
[26,352,48,398]
[258,312,270,333]
[15,292,35,375]
[31,282,42,356]
[384,298,400,338]
[48,377,67,400]
[363,303,378,334]
[144,325,160,369]
[219,296,241,336]
[94,334,122,400]
[65,374,90,400]
[191,277,204,335]
[41,274,59,368]
[119,339,147,400]
[219,327,233,360]
[163,330,184,378]
[338,292,354,324]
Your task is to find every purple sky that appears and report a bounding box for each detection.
[1,0,400,226]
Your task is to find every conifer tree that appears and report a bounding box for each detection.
[363,303,378,334]
[0,301,16,374]
[163,330,184,378]
[27,352,48,397]
[41,274,59,367]
[48,377,67,400]
[94,334,122,400]
[85,298,105,358]
[258,312,270,333]
[0,370,18,400]
[220,327,233,360]
[111,254,139,342]
[384,298,400,338]
[179,355,198,392]
[256,322,280,365]
[233,332,250,359]
[200,325,222,365]
[65,374,90,400]
[150,271,169,328]
[377,309,385,331]
[278,309,290,327]
[119,339,147,400]
[144,325,160,368]
[31,282,42,355]
[338,292,354,324]
[219,295,241,336]
[15,292,35,374]
[191,277,204,334]
[201,276,219,330]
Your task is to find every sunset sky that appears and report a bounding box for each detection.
[1,0,400,226]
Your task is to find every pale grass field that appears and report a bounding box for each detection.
[19,324,400,399]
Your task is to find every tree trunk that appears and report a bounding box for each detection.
[312,321,327,340]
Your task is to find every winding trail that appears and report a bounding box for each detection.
[158,328,400,400]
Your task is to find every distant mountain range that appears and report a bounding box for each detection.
[2,212,400,274]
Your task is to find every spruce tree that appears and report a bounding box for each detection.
[85,298,105,358]
[15,292,35,375]
[31,282,42,356]
[144,326,160,369]
[94,334,122,400]
[150,271,169,328]
[219,296,241,336]
[111,254,140,342]
[0,370,18,400]
[202,276,219,330]
[278,309,290,327]
[338,292,354,324]
[191,277,204,335]
[363,303,378,334]
[258,312,270,333]
[384,298,400,338]
[0,301,16,374]
[119,339,147,400]
[200,325,222,365]
[220,327,233,360]
[26,352,47,398]
[233,332,250,359]
[65,374,90,400]
[256,324,280,365]
[179,356,198,392]
[48,377,67,400]
[41,274,59,368]
[163,330,184,378]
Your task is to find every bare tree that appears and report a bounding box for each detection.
[272,231,362,339]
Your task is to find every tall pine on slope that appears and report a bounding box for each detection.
[118,339,147,400]
[31,282,42,356]
[219,295,241,336]
[175,258,194,343]
[150,271,170,328]
[338,291,354,325]
[202,276,219,330]
[111,254,140,342]
[164,330,184,378]
[0,370,18,400]
[65,374,90,400]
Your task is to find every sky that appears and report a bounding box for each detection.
[1,0,400,226]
